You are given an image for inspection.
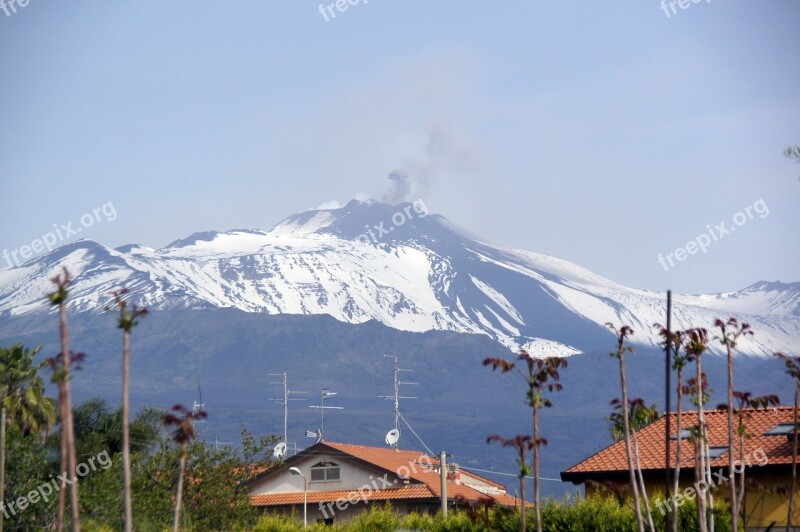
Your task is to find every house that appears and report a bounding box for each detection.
[560,406,800,532]
[247,441,523,524]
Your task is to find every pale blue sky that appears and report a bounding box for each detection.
[1,1,798,294]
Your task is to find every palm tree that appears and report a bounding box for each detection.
[607,399,659,442]
[70,398,161,459]
[655,324,689,532]
[606,323,644,532]
[609,398,659,532]
[671,332,690,532]
[774,352,800,531]
[109,288,148,532]
[484,353,566,532]
[714,317,752,532]
[487,435,534,532]
[654,325,689,531]
[718,391,779,525]
[530,356,566,532]
[0,344,56,532]
[633,401,659,532]
[163,404,206,532]
[684,328,710,532]
[47,268,81,532]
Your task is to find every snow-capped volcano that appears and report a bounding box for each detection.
[0,199,797,357]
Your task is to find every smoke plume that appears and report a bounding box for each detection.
[383,170,412,204]
[381,123,486,205]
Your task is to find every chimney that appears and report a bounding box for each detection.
[447,463,461,484]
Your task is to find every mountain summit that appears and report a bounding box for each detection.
[0,199,797,356]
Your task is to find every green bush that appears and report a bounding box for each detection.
[253,505,486,532]
[540,496,638,532]
[252,513,307,531]
[537,495,731,532]
[250,496,732,532]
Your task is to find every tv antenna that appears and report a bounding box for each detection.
[213,434,234,451]
[269,372,308,444]
[192,378,206,430]
[308,388,343,442]
[379,355,417,449]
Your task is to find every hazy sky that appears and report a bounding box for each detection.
[1,1,798,294]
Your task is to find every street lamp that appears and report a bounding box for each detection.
[289,467,307,528]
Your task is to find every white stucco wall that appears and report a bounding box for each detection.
[249,452,399,495]
[459,471,506,495]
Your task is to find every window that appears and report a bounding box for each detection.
[707,447,728,459]
[765,423,796,436]
[310,461,340,482]
[670,429,692,440]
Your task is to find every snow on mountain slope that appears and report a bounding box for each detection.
[0,199,796,357]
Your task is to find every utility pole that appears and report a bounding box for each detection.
[379,355,417,448]
[269,372,307,443]
[440,451,448,517]
[309,388,343,441]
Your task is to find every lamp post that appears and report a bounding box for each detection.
[289,467,307,528]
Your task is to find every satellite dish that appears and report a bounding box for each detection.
[273,442,287,459]
[385,429,400,447]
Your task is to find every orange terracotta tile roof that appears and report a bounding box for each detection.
[562,407,797,482]
[322,442,443,484]
[251,485,435,506]
[249,441,521,508]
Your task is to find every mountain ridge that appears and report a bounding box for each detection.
[0,199,796,357]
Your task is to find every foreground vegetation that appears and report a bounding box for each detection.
[5,402,732,531]
[1,396,276,531]
[247,498,731,532]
